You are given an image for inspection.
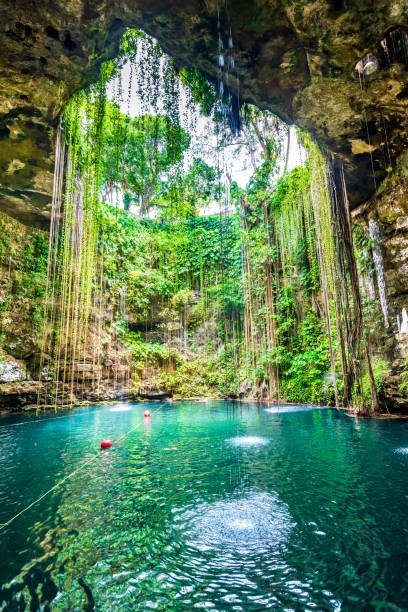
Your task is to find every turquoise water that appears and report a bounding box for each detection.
[0,401,408,610]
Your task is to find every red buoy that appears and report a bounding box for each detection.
[101,439,112,449]
[144,410,151,418]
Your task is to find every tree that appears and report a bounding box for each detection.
[158,157,222,219]
[101,103,190,215]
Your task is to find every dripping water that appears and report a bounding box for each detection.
[363,248,376,299]
[368,219,389,328]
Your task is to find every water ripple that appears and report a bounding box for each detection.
[395,447,408,455]
[1,401,407,611]
[175,490,294,556]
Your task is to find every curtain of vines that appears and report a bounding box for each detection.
[37,30,219,408]
[239,134,379,410]
[37,76,108,409]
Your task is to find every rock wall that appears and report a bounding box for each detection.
[352,150,408,411]
[353,152,408,337]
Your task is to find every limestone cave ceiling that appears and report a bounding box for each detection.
[0,0,408,226]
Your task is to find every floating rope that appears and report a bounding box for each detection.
[0,404,162,533]
[0,412,88,430]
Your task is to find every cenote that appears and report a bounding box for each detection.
[1,401,408,610]
[1,2,408,610]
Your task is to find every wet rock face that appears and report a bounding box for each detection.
[0,1,408,224]
[353,151,408,316]
[352,149,408,411]
[0,358,30,383]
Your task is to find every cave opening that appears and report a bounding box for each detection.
[20,24,388,418]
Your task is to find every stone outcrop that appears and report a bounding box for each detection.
[352,149,408,411]
[1,1,408,225]
[353,151,408,322]
[0,357,30,383]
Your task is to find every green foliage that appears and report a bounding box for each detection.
[101,104,190,215]
[124,331,178,370]
[100,204,242,307]
[97,198,245,397]
[217,344,240,397]
[353,225,377,276]
[159,157,222,217]
[232,136,343,404]
[0,214,48,337]
[178,67,217,116]
[279,309,331,404]
[158,357,220,398]
[362,358,390,399]
[400,361,408,394]
[271,165,310,212]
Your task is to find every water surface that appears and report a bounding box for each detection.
[0,401,407,610]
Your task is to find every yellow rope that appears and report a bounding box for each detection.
[0,404,162,533]
[0,413,87,429]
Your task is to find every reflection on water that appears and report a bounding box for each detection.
[0,401,408,610]
[225,435,270,447]
[395,446,408,454]
[109,405,133,412]
[265,404,325,414]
